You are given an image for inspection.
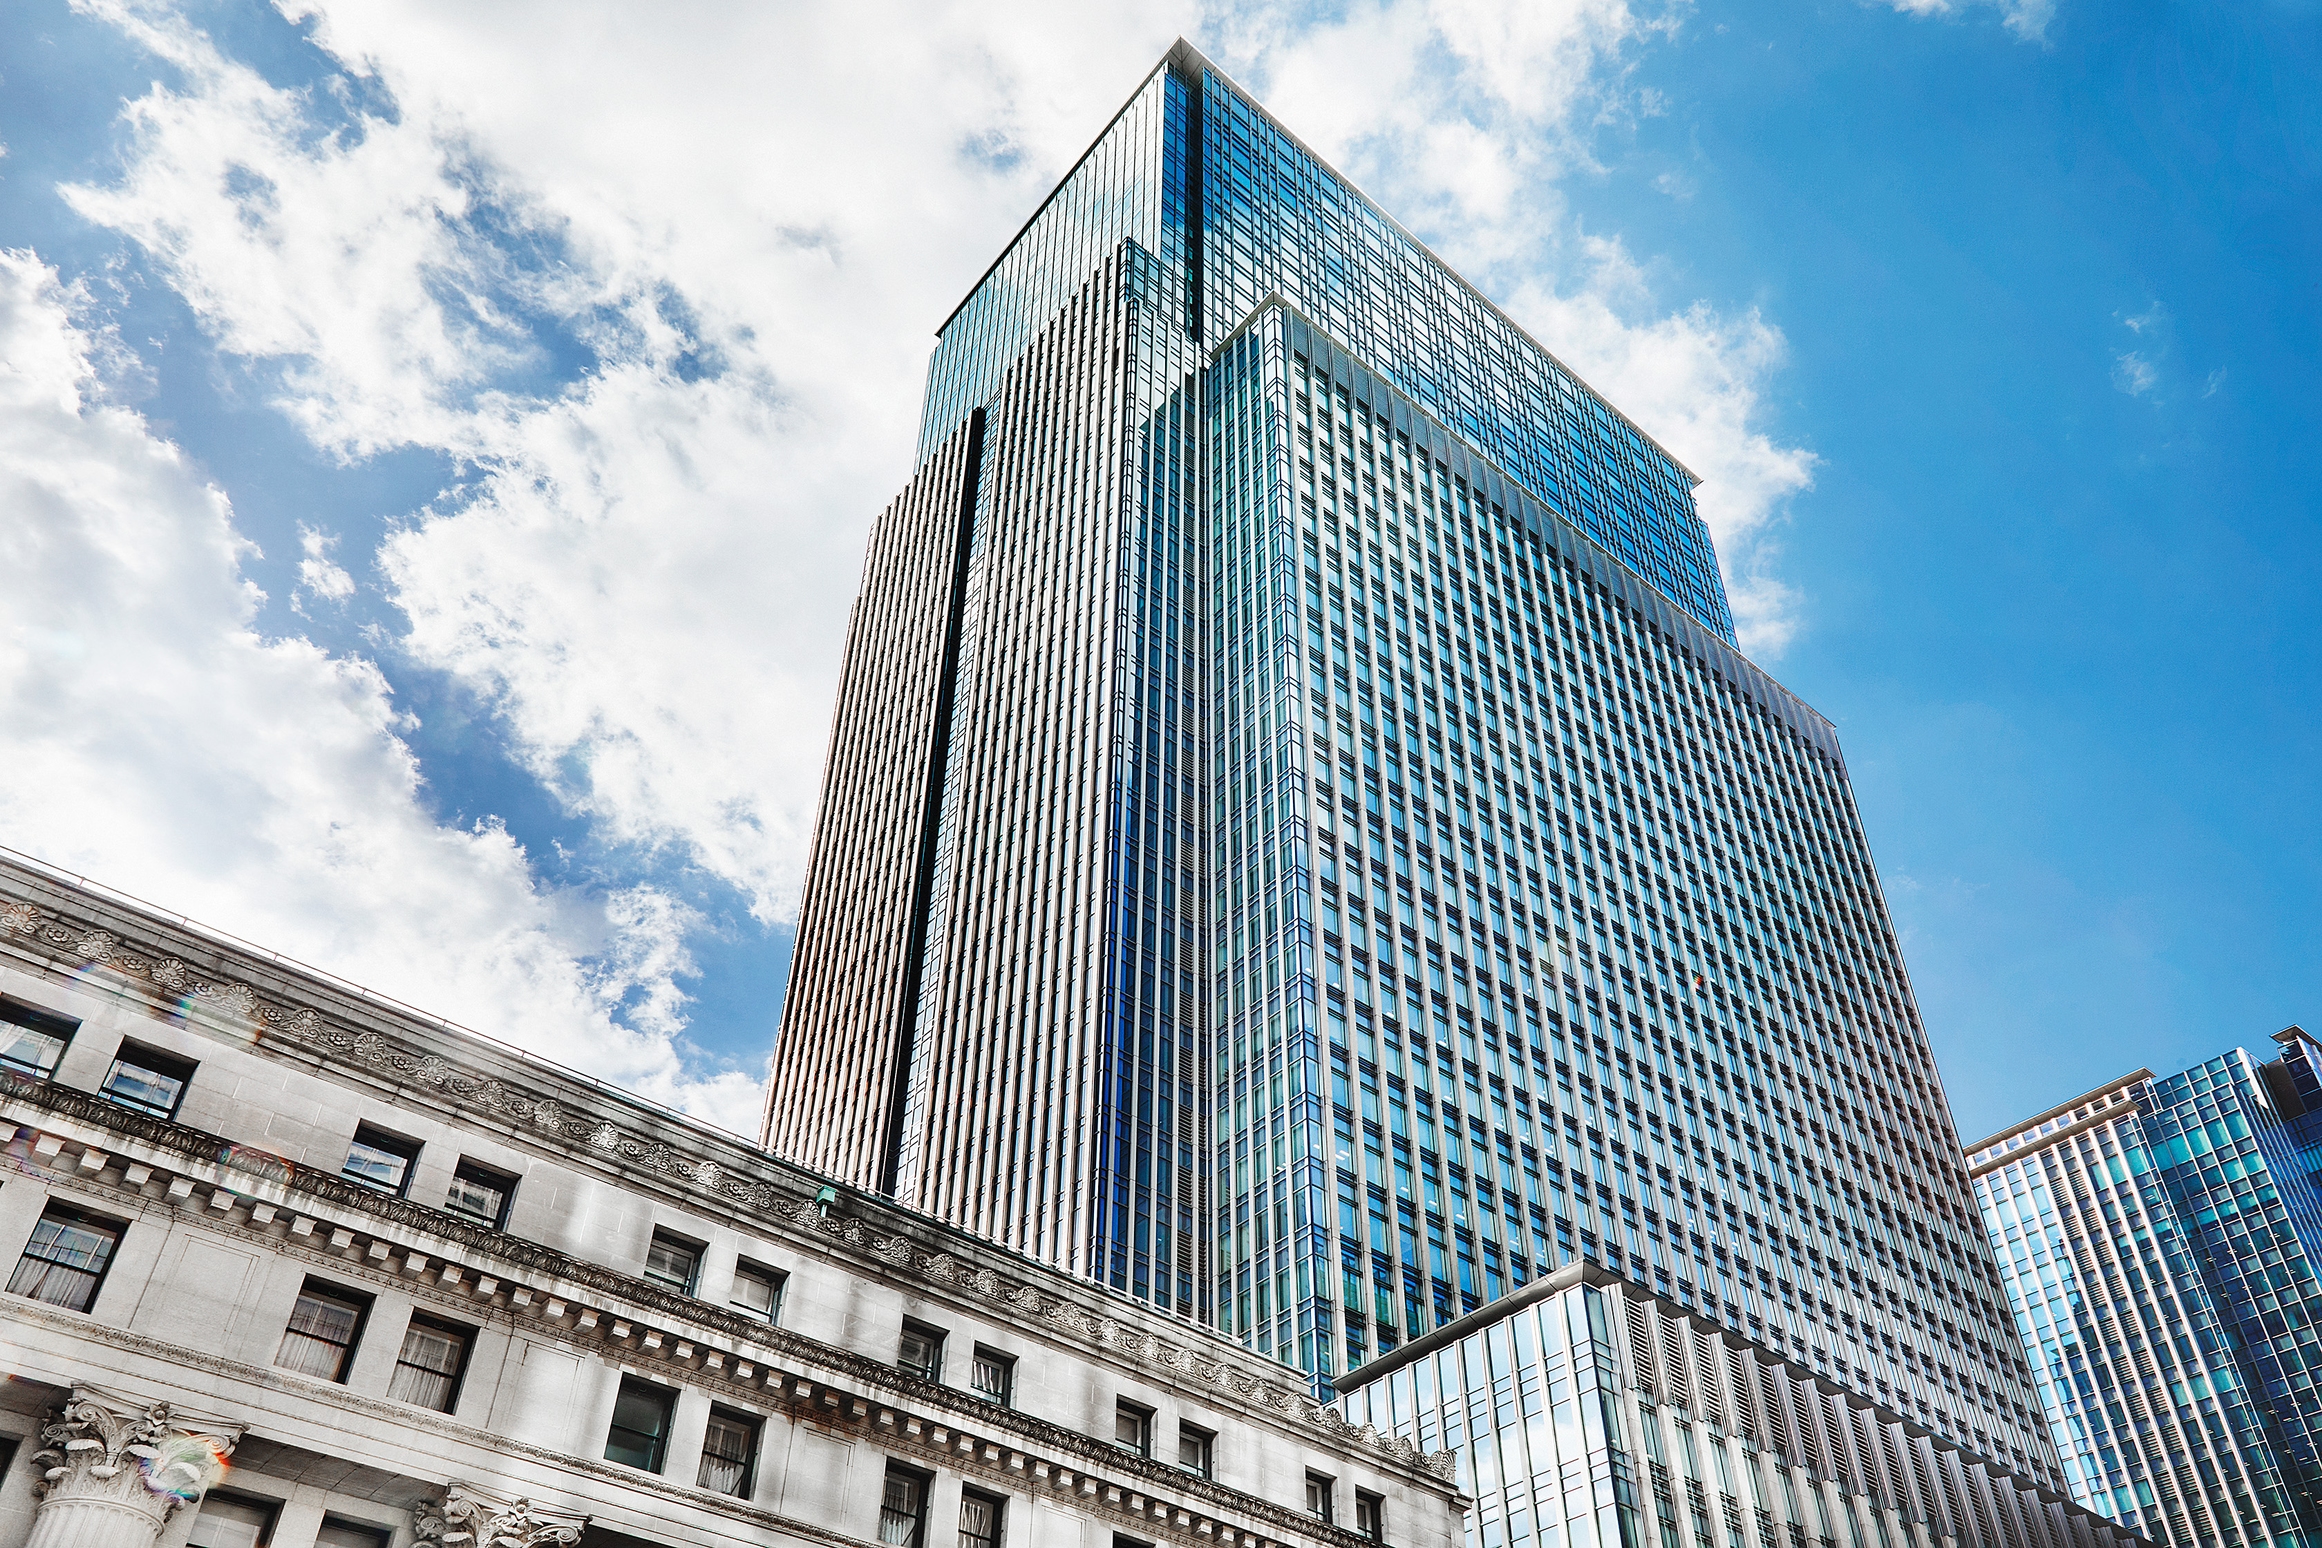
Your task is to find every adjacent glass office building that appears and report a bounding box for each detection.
[1970,1027,2322,1546]
[767,38,2136,1548]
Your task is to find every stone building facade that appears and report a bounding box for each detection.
[0,854,1464,1548]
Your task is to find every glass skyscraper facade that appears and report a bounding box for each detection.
[921,51,1732,641]
[766,39,2135,1548]
[1970,1027,2322,1546]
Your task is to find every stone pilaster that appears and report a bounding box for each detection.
[26,1388,244,1548]
[412,1485,587,1548]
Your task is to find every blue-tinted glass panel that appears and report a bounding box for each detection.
[1195,70,1733,642]
[919,66,1184,459]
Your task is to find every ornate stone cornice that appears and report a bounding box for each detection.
[0,895,764,1204]
[30,1386,243,1524]
[10,1112,1416,1548]
[0,885,1454,1487]
[413,1484,585,1548]
[0,1296,1346,1548]
[0,1300,867,1547]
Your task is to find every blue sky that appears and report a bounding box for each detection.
[1564,0,2322,1136]
[0,0,2312,1137]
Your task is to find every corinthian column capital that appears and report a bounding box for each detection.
[25,1387,245,1548]
[413,1484,587,1548]
[32,1387,243,1515]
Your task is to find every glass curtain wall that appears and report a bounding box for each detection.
[1192,68,1731,643]
[896,239,1212,1316]
[1205,300,2030,1481]
[777,59,2071,1539]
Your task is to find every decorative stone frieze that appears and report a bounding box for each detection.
[24,1387,243,1548]
[412,1484,586,1548]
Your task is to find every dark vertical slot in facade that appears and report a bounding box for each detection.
[878,405,987,1197]
[1179,65,1204,345]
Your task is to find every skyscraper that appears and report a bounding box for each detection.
[767,40,2135,1547]
[1968,1028,2322,1545]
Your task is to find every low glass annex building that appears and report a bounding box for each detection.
[1968,1026,2322,1546]
[1343,1265,2134,1548]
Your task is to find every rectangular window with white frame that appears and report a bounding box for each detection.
[644,1229,703,1295]
[897,1320,944,1382]
[730,1260,785,1323]
[970,1345,1015,1405]
[443,1159,516,1229]
[99,1041,194,1119]
[313,1519,389,1548]
[186,1493,278,1548]
[1113,1401,1152,1457]
[698,1406,760,1498]
[604,1377,676,1472]
[342,1125,421,1196]
[7,1204,125,1314]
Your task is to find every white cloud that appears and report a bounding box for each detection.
[59,1,548,458]
[2109,302,2170,397]
[1879,0,2056,43]
[1226,0,1646,263]
[61,0,1193,926]
[0,249,760,1131]
[296,525,355,605]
